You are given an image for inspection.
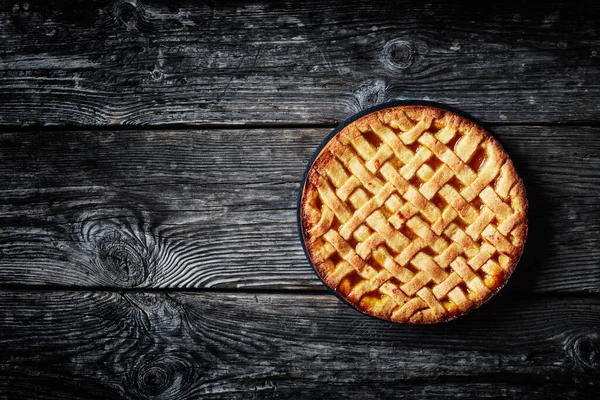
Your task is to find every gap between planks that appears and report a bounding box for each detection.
[2,121,600,134]
[0,284,598,302]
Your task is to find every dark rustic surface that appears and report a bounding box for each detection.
[0,1,599,126]
[0,291,599,399]
[0,0,599,399]
[0,126,598,292]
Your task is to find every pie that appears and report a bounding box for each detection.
[299,105,527,324]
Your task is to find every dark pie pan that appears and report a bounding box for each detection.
[295,100,515,323]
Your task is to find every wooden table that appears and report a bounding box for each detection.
[1,1,599,398]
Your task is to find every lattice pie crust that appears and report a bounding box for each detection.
[300,106,527,324]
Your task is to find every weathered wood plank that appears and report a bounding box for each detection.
[0,290,598,399]
[0,1,598,126]
[0,126,598,292]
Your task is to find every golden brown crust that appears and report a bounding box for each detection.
[300,105,528,324]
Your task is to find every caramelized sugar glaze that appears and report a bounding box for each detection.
[300,105,527,324]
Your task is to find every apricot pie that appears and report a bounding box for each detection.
[300,105,527,324]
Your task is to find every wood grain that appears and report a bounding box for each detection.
[0,126,598,292]
[0,290,598,399]
[0,1,598,126]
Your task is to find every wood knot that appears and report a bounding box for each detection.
[353,79,387,110]
[112,0,150,31]
[383,39,415,70]
[565,330,600,380]
[12,2,31,14]
[71,209,158,287]
[133,353,196,397]
[139,366,169,394]
[98,233,149,286]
